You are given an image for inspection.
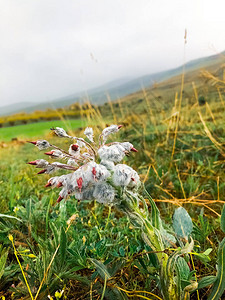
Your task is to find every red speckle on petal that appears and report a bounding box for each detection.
[27,161,38,165]
[37,169,47,174]
[57,196,63,203]
[92,167,97,176]
[28,141,37,145]
[45,151,54,156]
[57,182,63,188]
[131,147,138,152]
[45,182,52,187]
[77,177,83,192]
[131,177,135,181]
[71,144,79,151]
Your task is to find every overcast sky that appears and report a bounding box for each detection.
[0,0,225,108]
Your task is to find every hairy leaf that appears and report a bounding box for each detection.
[208,238,225,300]
[173,207,193,238]
[221,204,225,234]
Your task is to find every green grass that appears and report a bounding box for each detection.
[1,65,225,299]
[0,119,86,142]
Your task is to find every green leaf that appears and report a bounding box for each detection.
[143,186,161,229]
[167,238,194,276]
[176,257,190,280]
[119,246,125,257]
[0,214,22,222]
[49,222,60,247]
[192,251,211,264]
[59,227,67,266]
[203,248,213,256]
[198,276,216,290]
[90,259,111,280]
[0,248,8,279]
[69,266,85,273]
[208,237,225,300]
[173,207,193,238]
[221,204,225,233]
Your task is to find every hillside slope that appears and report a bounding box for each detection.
[1,50,224,116]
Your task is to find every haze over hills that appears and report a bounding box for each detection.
[0,50,224,117]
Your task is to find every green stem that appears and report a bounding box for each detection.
[119,193,180,300]
[105,206,111,231]
[100,275,107,300]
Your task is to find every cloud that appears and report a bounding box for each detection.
[0,0,224,107]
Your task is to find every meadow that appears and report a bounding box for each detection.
[0,66,225,299]
[0,119,86,142]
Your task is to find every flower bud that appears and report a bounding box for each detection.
[67,158,79,167]
[71,144,79,151]
[120,142,138,153]
[28,140,50,150]
[45,150,64,158]
[27,159,49,168]
[102,125,122,144]
[27,161,38,165]
[37,169,47,174]
[69,144,80,156]
[57,195,63,203]
[51,127,70,138]
[84,127,94,142]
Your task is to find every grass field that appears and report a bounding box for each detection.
[0,119,86,142]
[1,65,225,299]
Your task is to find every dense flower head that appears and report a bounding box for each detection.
[98,145,125,163]
[112,164,140,187]
[28,124,139,205]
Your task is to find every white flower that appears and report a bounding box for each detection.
[84,127,94,143]
[75,185,95,201]
[100,160,115,170]
[102,125,122,144]
[45,176,60,188]
[52,127,70,138]
[29,140,50,150]
[93,182,115,205]
[82,185,95,200]
[128,171,140,187]
[57,187,69,202]
[27,159,49,168]
[82,152,95,161]
[74,191,83,201]
[76,138,86,148]
[120,142,138,152]
[45,150,64,159]
[28,123,141,204]
[98,145,125,163]
[81,162,110,184]
[69,144,80,157]
[112,164,140,187]
[41,162,65,174]
[67,158,79,167]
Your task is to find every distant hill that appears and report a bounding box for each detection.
[1,50,224,116]
[0,102,35,116]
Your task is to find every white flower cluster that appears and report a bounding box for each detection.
[28,125,140,205]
